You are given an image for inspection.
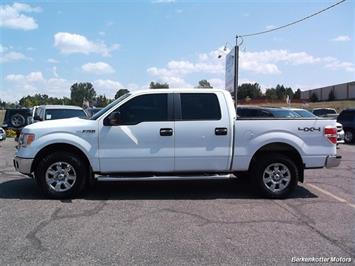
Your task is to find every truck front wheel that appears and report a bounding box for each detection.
[35,152,87,199]
[252,153,299,199]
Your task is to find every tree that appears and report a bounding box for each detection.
[149,82,169,89]
[310,92,319,102]
[265,88,278,100]
[293,89,301,100]
[95,95,110,107]
[196,79,213,88]
[70,82,96,107]
[328,90,336,101]
[115,89,130,99]
[237,83,262,100]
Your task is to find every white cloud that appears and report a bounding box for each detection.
[2,72,131,101]
[331,35,351,42]
[325,59,355,72]
[208,78,224,89]
[0,51,31,63]
[48,58,59,64]
[3,71,71,101]
[93,79,124,97]
[6,71,44,82]
[147,46,354,90]
[0,2,41,30]
[82,62,115,75]
[54,32,119,56]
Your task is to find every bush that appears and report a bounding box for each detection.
[5,129,17,138]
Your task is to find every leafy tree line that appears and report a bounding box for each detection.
[9,83,131,109]
[237,83,302,101]
[2,80,306,109]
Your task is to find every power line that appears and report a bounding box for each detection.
[239,0,346,38]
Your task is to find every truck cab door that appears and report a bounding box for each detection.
[98,93,174,173]
[173,92,232,172]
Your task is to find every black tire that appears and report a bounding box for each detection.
[252,153,299,199]
[344,129,354,144]
[10,114,25,128]
[34,152,88,199]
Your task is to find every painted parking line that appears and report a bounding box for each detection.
[307,183,355,210]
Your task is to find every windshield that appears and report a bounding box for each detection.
[90,93,131,120]
[293,109,316,117]
[45,109,87,120]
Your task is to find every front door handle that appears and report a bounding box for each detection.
[215,127,227,135]
[160,128,173,136]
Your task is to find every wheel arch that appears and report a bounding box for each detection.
[249,142,304,182]
[31,143,91,174]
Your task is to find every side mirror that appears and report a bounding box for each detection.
[104,111,121,126]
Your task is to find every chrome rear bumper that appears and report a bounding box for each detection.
[325,155,341,168]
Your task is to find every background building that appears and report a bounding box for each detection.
[301,81,355,101]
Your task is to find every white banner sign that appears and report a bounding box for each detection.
[225,47,235,93]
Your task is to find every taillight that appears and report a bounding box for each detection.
[324,126,337,144]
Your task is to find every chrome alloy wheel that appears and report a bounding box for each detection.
[262,163,291,193]
[45,162,77,192]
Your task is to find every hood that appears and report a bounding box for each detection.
[22,117,97,137]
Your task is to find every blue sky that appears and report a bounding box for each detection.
[0,0,354,101]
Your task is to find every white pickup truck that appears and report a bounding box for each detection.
[14,89,341,199]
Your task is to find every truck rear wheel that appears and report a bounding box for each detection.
[252,153,299,199]
[35,152,87,199]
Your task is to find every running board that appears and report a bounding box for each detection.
[96,174,234,182]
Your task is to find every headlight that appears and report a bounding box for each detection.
[19,133,36,147]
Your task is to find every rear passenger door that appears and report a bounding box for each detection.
[174,92,232,172]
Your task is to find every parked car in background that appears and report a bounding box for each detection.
[287,108,344,144]
[337,108,355,144]
[85,107,102,118]
[237,106,301,118]
[33,105,88,122]
[0,127,6,141]
[312,108,338,118]
[2,109,32,140]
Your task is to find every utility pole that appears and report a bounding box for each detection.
[233,35,239,109]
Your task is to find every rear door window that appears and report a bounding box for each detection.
[179,93,221,120]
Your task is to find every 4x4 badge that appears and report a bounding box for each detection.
[298,127,321,132]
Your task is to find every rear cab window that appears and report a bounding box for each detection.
[179,93,221,121]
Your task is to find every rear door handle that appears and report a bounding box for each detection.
[215,127,227,135]
[160,128,173,136]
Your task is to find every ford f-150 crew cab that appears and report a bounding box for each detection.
[14,89,341,199]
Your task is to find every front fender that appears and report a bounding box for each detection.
[16,132,99,171]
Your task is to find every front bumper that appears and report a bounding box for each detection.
[325,155,341,168]
[13,156,33,175]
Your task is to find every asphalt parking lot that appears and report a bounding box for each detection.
[0,139,354,265]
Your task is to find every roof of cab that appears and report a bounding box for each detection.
[38,105,84,110]
[130,88,230,95]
